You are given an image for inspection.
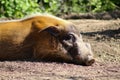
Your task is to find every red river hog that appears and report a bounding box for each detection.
[0,14,95,66]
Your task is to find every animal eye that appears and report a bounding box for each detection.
[64,34,76,42]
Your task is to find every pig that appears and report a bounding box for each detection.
[0,14,95,65]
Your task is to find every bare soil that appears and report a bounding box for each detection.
[0,19,120,80]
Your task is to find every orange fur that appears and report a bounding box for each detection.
[0,14,74,62]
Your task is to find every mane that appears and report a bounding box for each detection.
[0,13,64,23]
[22,13,64,21]
[0,18,20,23]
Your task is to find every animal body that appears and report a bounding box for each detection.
[0,14,95,66]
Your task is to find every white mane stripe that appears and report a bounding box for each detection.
[0,19,21,23]
[0,13,64,23]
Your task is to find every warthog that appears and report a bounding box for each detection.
[0,14,95,66]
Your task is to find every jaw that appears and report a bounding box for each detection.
[71,55,95,66]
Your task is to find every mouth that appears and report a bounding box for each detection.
[72,55,95,66]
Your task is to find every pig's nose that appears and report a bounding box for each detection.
[85,59,95,66]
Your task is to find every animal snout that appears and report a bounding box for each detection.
[85,59,95,66]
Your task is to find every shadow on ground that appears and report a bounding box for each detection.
[81,28,120,39]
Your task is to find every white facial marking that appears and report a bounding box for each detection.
[70,32,94,65]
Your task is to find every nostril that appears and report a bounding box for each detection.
[86,59,95,66]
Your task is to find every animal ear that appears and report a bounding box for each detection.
[43,26,61,37]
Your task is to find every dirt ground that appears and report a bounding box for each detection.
[0,19,120,80]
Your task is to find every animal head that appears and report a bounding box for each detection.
[42,26,95,66]
[30,14,95,65]
[59,32,95,66]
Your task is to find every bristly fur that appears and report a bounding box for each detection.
[0,13,95,65]
[0,13,66,23]
[0,13,73,61]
